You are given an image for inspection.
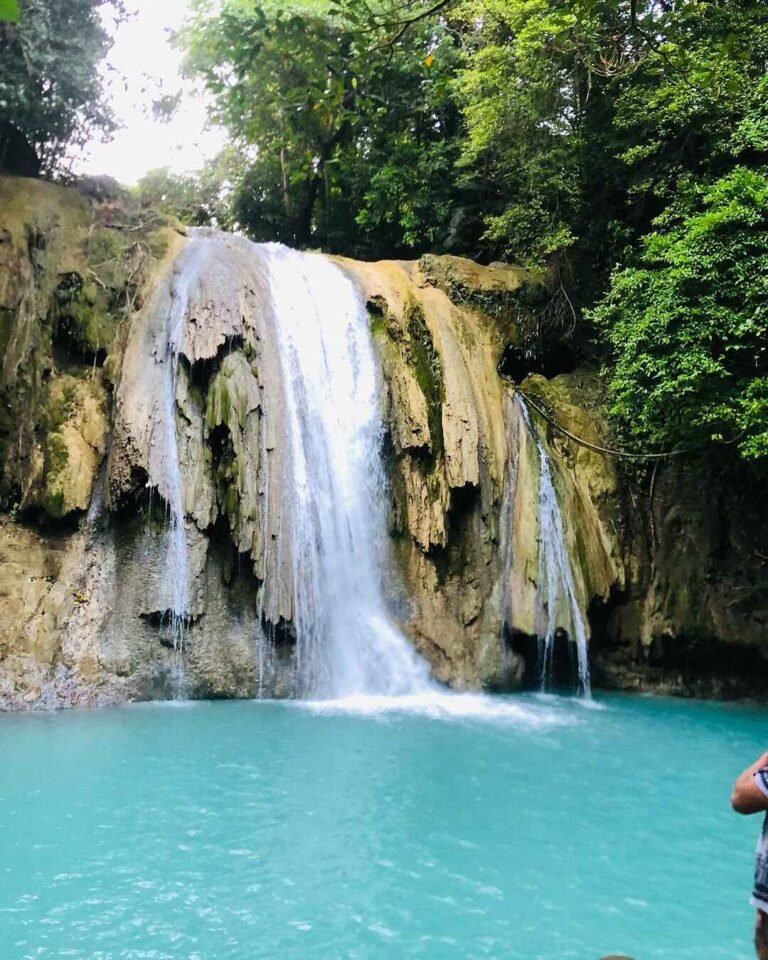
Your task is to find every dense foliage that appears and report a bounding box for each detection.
[180,0,463,257]
[594,167,768,459]
[591,2,768,458]
[0,0,122,172]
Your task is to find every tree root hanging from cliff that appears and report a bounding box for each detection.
[515,388,689,461]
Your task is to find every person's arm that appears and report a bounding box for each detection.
[731,751,768,814]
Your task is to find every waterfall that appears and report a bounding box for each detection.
[499,398,520,635]
[130,231,588,720]
[262,244,432,699]
[151,241,208,685]
[507,395,592,696]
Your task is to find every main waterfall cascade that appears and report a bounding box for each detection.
[261,244,432,699]
[500,394,592,695]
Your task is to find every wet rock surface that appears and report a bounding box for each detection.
[0,178,766,708]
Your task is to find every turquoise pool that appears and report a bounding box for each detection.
[0,693,764,959]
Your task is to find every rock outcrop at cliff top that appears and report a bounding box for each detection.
[0,175,766,709]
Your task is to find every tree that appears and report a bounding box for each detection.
[593,167,768,461]
[136,151,241,228]
[179,0,463,257]
[0,0,123,173]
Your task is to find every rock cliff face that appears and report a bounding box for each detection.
[0,176,765,709]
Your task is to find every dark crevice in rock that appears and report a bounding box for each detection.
[208,422,232,463]
[15,503,82,533]
[508,626,583,693]
[208,423,240,524]
[449,482,479,518]
[497,340,578,383]
[111,483,175,529]
[142,609,203,634]
[260,614,296,650]
[52,328,107,369]
[367,295,387,318]
[429,486,483,584]
[484,627,526,692]
[587,583,630,626]
[207,515,251,585]
[108,462,150,512]
[0,478,21,513]
[182,335,245,392]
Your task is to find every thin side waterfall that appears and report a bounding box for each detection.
[154,244,206,690]
[514,395,591,696]
[262,244,432,699]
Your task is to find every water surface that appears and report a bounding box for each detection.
[0,693,763,959]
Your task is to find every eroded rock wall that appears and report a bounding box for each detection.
[0,177,765,709]
[590,454,768,698]
[0,182,297,708]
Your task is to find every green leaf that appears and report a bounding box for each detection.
[0,0,19,22]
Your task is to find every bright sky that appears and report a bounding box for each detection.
[75,0,226,185]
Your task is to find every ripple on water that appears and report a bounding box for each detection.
[0,693,762,960]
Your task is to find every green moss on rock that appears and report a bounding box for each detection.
[206,377,233,431]
[43,379,78,434]
[403,298,444,460]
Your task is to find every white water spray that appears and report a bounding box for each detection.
[263,245,432,699]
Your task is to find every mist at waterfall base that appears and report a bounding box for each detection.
[0,694,760,959]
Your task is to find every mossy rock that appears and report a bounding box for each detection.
[402,297,445,460]
[36,375,108,518]
[418,253,545,342]
[52,272,119,363]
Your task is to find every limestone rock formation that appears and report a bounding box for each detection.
[0,175,766,709]
[0,175,178,517]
